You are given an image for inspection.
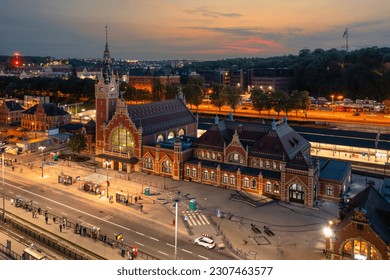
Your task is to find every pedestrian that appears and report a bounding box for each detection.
[135,196,138,204]
[45,216,48,224]
[140,204,143,212]
[53,217,56,224]
[38,207,41,215]
[59,224,62,232]
[62,218,66,229]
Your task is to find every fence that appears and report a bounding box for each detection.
[0,242,22,260]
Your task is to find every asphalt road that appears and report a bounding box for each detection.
[3,170,231,260]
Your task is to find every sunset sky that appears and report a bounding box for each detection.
[1,0,389,60]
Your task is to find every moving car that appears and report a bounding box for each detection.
[194,236,215,249]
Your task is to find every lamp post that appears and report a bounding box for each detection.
[1,145,5,222]
[105,160,111,198]
[174,201,178,260]
[39,146,45,177]
[331,95,334,112]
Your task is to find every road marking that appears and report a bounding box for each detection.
[33,201,39,204]
[198,255,209,260]
[181,249,192,254]
[135,242,145,246]
[136,231,145,236]
[5,182,162,247]
[166,243,174,247]
[46,206,52,210]
[158,251,168,256]
[60,212,67,216]
[149,237,159,242]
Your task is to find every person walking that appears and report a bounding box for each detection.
[45,216,48,224]
[59,224,62,232]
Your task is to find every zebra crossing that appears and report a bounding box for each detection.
[182,210,210,227]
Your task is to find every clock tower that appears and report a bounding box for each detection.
[95,26,119,154]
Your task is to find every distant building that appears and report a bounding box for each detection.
[325,187,390,260]
[21,102,71,130]
[127,75,180,92]
[0,99,24,125]
[24,95,50,108]
[248,68,295,92]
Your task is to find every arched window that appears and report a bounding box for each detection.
[178,128,185,136]
[161,160,172,174]
[168,131,175,139]
[251,179,257,189]
[342,240,379,260]
[228,153,243,164]
[217,153,221,161]
[210,171,215,181]
[211,153,216,160]
[111,128,134,153]
[272,162,277,169]
[244,177,249,188]
[206,151,210,159]
[266,161,270,168]
[185,167,190,176]
[143,157,153,170]
[230,175,235,185]
[266,181,271,192]
[274,183,280,193]
[203,170,209,180]
[223,173,228,184]
[259,160,263,168]
[251,159,257,167]
[192,168,197,177]
[157,134,164,142]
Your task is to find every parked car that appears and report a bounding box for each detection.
[194,236,215,249]
[352,112,360,116]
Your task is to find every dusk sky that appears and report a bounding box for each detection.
[1,0,389,60]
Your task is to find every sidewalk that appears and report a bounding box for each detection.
[4,159,341,260]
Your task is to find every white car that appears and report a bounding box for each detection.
[194,236,215,249]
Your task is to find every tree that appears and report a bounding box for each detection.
[68,133,87,154]
[183,76,204,109]
[223,85,241,112]
[250,87,267,114]
[152,78,164,101]
[209,83,226,111]
[271,90,290,116]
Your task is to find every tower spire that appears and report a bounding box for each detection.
[102,24,112,84]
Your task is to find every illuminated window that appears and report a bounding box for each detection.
[223,173,228,184]
[192,168,197,177]
[244,177,249,188]
[168,131,175,139]
[203,170,209,180]
[326,185,333,196]
[185,167,190,176]
[342,240,379,260]
[266,181,271,192]
[230,175,235,185]
[111,128,134,153]
[178,128,185,136]
[143,157,153,170]
[157,134,164,142]
[274,183,280,193]
[210,171,215,181]
[161,160,172,174]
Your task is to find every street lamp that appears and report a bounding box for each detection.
[105,160,111,198]
[331,95,334,112]
[39,146,45,177]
